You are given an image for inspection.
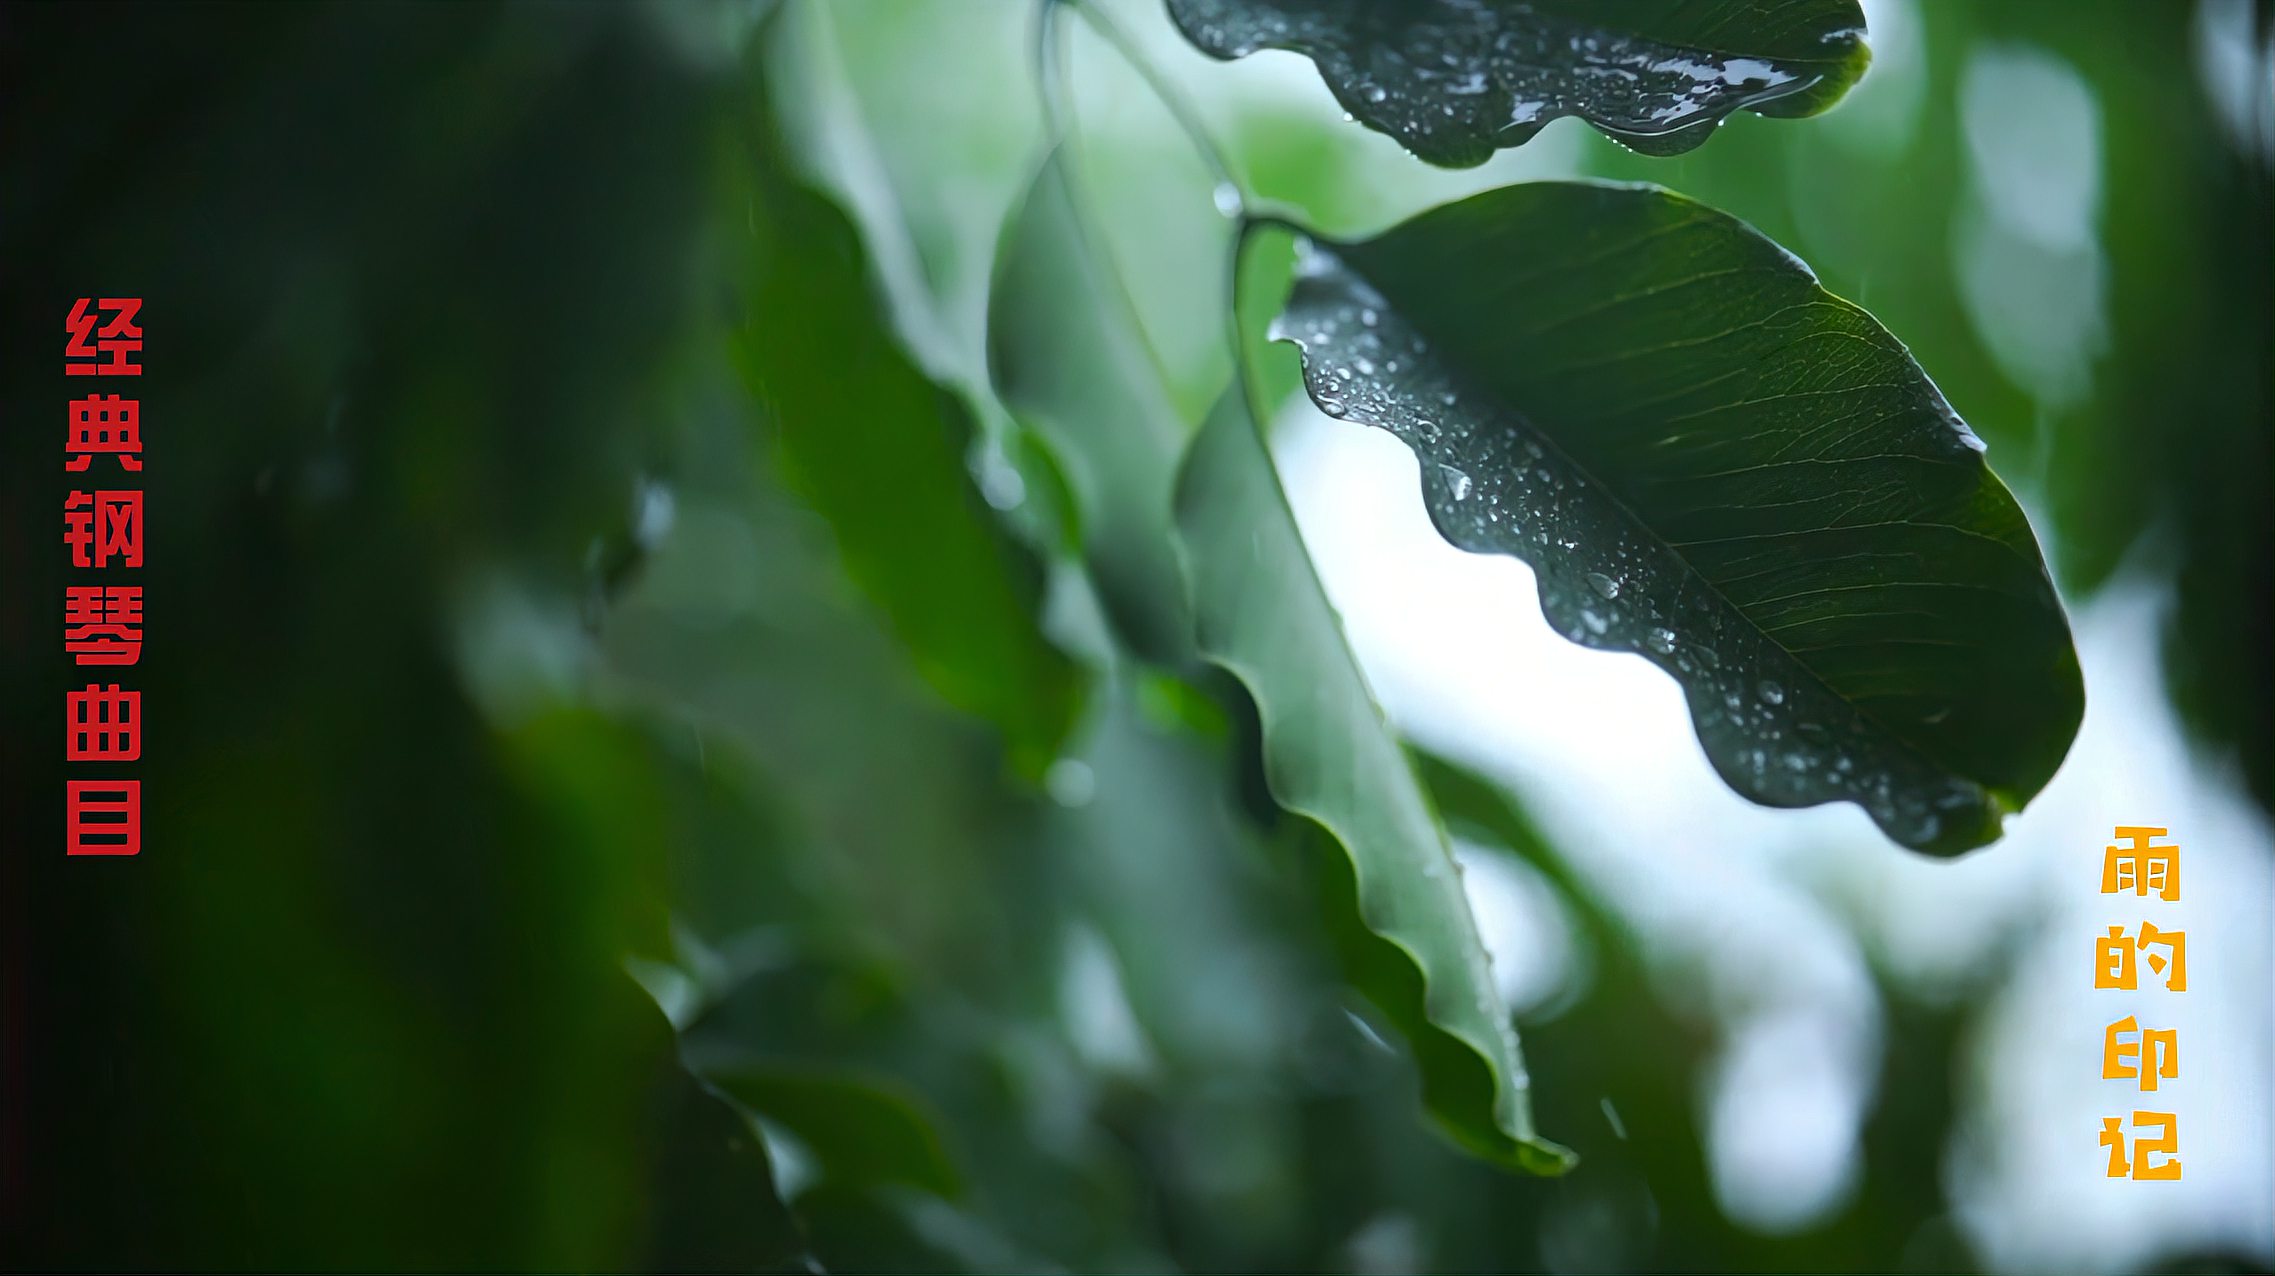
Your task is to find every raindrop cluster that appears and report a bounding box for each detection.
[1168,0,1852,163]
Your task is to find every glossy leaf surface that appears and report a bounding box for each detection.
[1267,182,2082,854]
[1166,0,1869,166]
[1175,395,1570,1173]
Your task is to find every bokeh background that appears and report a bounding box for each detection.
[2,0,2269,1271]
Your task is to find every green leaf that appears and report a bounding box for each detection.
[1265,182,2083,855]
[709,1066,964,1199]
[1164,0,1870,167]
[1174,394,1571,1174]
[730,62,1081,778]
[630,1002,811,1272]
[990,149,1196,662]
[1408,751,1564,879]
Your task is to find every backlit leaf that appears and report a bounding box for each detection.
[1265,182,2082,854]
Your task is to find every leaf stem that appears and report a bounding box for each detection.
[1041,0,1285,449]
[1062,0,1242,216]
[1028,0,1188,406]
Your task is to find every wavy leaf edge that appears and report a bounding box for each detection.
[1173,392,1573,1174]
[1164,0,1871,167]
[1256,181,2083,855]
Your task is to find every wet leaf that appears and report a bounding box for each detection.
[1165,0,1870,167]
[991,149,1197,662]
[1267,182,2082,855]
[1175,394,1571,1174]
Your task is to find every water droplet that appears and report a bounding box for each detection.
[1757,679,1786,706]
[1441,465,1473,500]
[1584,571,1620,600]
[1645,627,1677,654]
[1211,182,1242,217]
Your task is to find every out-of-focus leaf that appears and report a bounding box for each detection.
[500,709,944,1265]
[990,149,1196,662]
[1174,393,1571,1174]
[629,1003,810,1272]
[1988,1,2272,813]
[710,1066,964,1198]
[1269,182,2081,854]
[0,6,778,1261]
[1408,751,1562,873]
[1165,0,1870,167]
[1407,751,1982,1272]
[729,56,1081,779]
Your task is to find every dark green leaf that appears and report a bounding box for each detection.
[709,1066,964,1199]
[630,1004,811,1272]
[1266,182,2082,855]
[731,72,1081,778]
[1175,394,1571,1174]
[1166,0,1870,166]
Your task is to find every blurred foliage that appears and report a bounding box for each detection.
[1,0,2267,1273]
[728,58,1081,779]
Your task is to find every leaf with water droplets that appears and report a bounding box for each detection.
[1265,182,2083,855]
[1175,393,1571,1173]
[1165,0,1870,166]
